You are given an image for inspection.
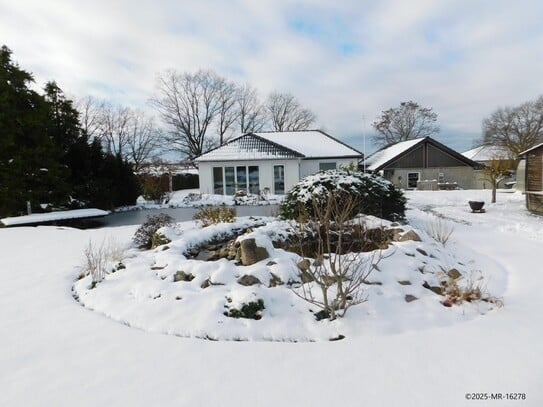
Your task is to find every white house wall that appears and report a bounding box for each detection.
[299,158,358,178]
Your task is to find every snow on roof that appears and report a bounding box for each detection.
[519,142,543,156]
[195,134,302,162]
[363,138,424,171]
[462,145,511,161]
[196,130,361,162]
[1,208,110,226]
[254,130,362,158]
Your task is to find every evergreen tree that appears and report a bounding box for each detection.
[0,46,69,216]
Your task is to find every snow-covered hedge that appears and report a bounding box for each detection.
[279,169,406,222]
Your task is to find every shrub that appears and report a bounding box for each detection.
[193,204,236,227]
[424,216,454,245]
[133,213,174,249]
[81,238,125,287]
[224,298,265,320]
[279,169,406,222]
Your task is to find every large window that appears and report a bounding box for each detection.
[213,167,223,194]
[212,165,260,195]
[236,166,247,191]
[319,162,336,171]
[274,165,285,194]
[248,166,259,194]
[224,167,235,195]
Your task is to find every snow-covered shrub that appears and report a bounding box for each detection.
[224,297,265,320]
[193,204,236,227]
[438,270,503,306]
[151,232,171,249]
[133,213,174,249]
[279,169,406,222]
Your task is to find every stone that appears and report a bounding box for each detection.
[266,260,277,266]
[398,230,422,242]
[268,273,283,287]
[239,238,269,266]
[405,294,418,302]
[390,227,405,241]
[442,298,453,307]
[398,280,412,285]
[447,268,462,280]
[297,258,311,272]
[416,247,428,256]
[423,281,443,295]
[237,275,262,286]
[173,270,194,282]
[200,279,211,289]
[300,270,314,283]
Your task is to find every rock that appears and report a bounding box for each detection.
[423,281,443,295]
[239,238,269,266]
[405,294,418,303]
[201,279,211,289]
[390,227,405,241]
[416,247,428,256]
[237,275,262,286]
[300,271,314,283]
[268,273,283,287]
[398,230,422,242]
[266,260,277,266]
[398,280,412,285]
[297,258,311,272]
[447,268,462,280]
[173,270,194,282]
[442,298,453,307]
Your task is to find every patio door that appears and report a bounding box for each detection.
[273,165,285,194]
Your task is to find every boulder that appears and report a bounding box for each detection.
[447,268,462,280]
[173,270,194,282]
[239,238,269,266]
[405,294,418,303]
[237,275,262,286]
[268,273,283,287]
[398,230,422,242]
[297,258,311,272]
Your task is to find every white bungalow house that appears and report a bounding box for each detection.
[194,130,362,195]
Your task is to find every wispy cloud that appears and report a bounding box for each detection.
[1,0,542,152]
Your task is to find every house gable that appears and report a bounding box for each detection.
[366,137,478,171]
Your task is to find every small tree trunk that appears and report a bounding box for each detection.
[491,186,497,203]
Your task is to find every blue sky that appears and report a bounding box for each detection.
[1,0,542,154]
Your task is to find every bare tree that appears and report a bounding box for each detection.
[125,111,164,172]
[75,96,104,140]
[237,83,266,133]
[482,156,515,203]
[150,69,224,158]
[216,78,239,145]
[265,92,316,132]
[372,100,439,147]
[293,193,385,320]
[99,103,132,157]
[481,96,543,157]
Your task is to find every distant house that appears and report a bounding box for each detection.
[462,145,516,189]
[194,130,362,195]
[363,137,479,190]
[519,143,543,214]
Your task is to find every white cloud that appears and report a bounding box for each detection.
[1,0,542,152]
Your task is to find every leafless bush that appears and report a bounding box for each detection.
[193,204,236,227]
[424,216,454,245]
[81,238,125,286]
[293,192,387,320]
[438,270,503,306]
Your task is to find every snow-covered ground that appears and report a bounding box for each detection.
[0,189,541,406]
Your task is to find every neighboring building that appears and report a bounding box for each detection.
[195,130,362,195]
[519,143,543,214]
[363,137,479,190]
[462,145,516,189]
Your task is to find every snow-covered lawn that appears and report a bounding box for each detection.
[1,190,541,406]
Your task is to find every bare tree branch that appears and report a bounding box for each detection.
[265,92,316,132]
[237,83,266,133]
[372,100,439,147]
